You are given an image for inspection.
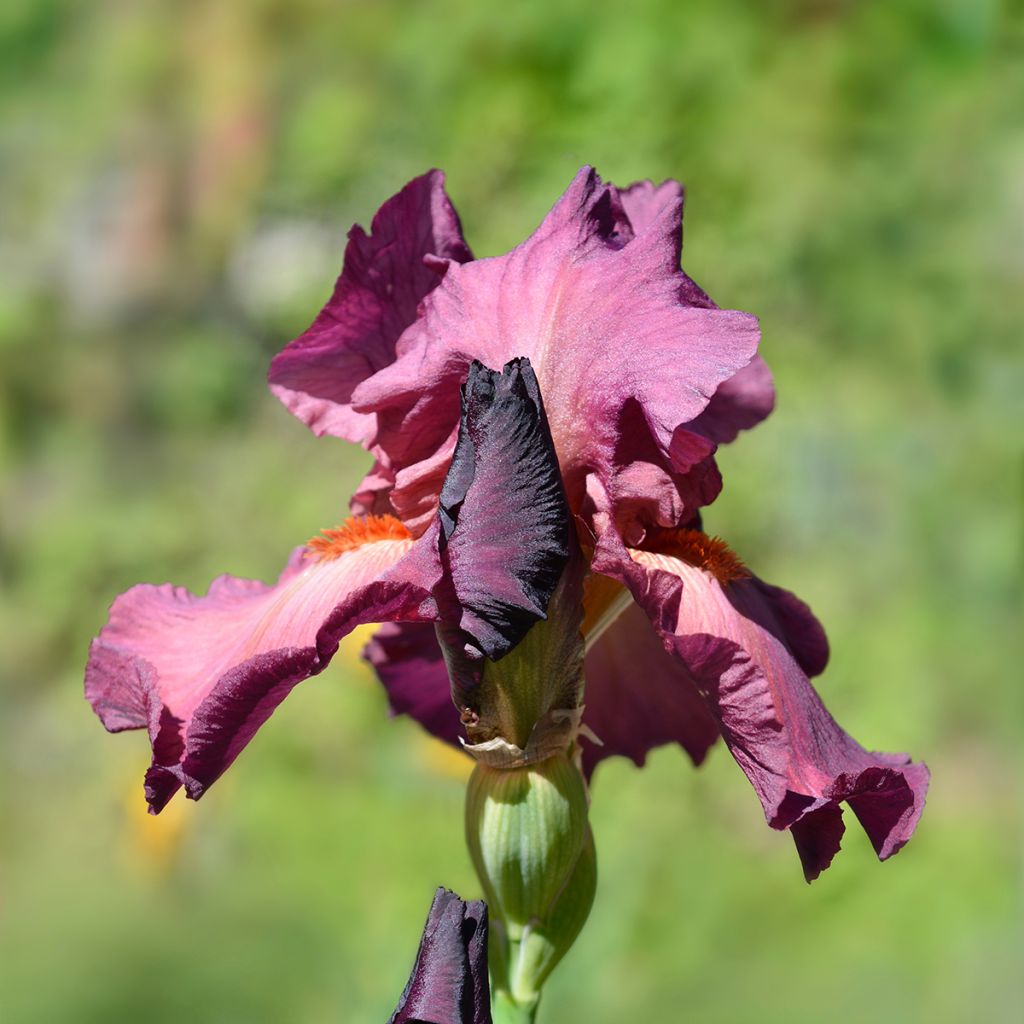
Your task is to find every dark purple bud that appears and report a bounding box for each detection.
[389,888,491,1024]
[437,358,571,660]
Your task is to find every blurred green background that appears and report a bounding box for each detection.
[1,1,1021,1021]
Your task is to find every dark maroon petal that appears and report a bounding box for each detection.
[268,170,471,443]
[589,514,929,880]
[365,622,463,747]
[390,888,491,1024]
[581,600,720,779]
[85,532,437,812]
[436,358,570,660]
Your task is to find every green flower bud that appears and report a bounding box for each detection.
[465,753,596,1008]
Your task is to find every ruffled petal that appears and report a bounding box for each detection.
[688,355,775,444]
[390,888,491,1024]
[612,178,775,445]
[351,166,761,535]
[590,515,928,881]
[268,170,471,443]
[86,526,435,811]
[580,596,720,779]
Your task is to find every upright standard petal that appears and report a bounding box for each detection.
[351,167,761,535]
[86,517,434,812]
[389,888,491,1024]
[268,170,471,443]
[609,177,776,445]
[590,515,928,881]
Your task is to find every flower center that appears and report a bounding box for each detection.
[637,527,749,584]
[307,514,412,560]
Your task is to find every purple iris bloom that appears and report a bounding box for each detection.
[85,167,927,882]
[268,168,928,881]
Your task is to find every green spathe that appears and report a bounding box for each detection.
[466,753,596,1009]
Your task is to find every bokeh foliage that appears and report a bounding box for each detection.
[1,1,1021,1021]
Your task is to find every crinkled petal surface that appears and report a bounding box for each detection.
[590,514,928,881]
[390,887,491,1024]
[269,170,471,443]
[86,527,435,812]
[349,167,761,535]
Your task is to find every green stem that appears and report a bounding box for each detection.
[491,989,539,1024]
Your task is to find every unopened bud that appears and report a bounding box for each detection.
[465,753,596,1007]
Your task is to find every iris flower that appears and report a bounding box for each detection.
[86,167,928,883]
[269,167,929,880]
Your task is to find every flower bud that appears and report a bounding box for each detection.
[465,753,596,1007]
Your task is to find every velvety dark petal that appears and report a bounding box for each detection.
[86,526,436,812]
[365,622,463,747]
[589,511,928,880]
[580,597,720,780]
[436,358,571,659]
[268,170,471,443]
[390,888,491,1024]
[351,167,760,538]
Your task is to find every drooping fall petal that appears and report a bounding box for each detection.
[366,621,463,748]
[268,170,471,444]
[580,595,720,779]
[390,888,491,1024]
[589,514,928,881]
[86,523,433,812]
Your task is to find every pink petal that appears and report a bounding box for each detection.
[688,354,776,445]
[590,516,928,881]
[268,170,471,443]
[613,177,774,443]
[86,530,435,811]
[351,167,760,534]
